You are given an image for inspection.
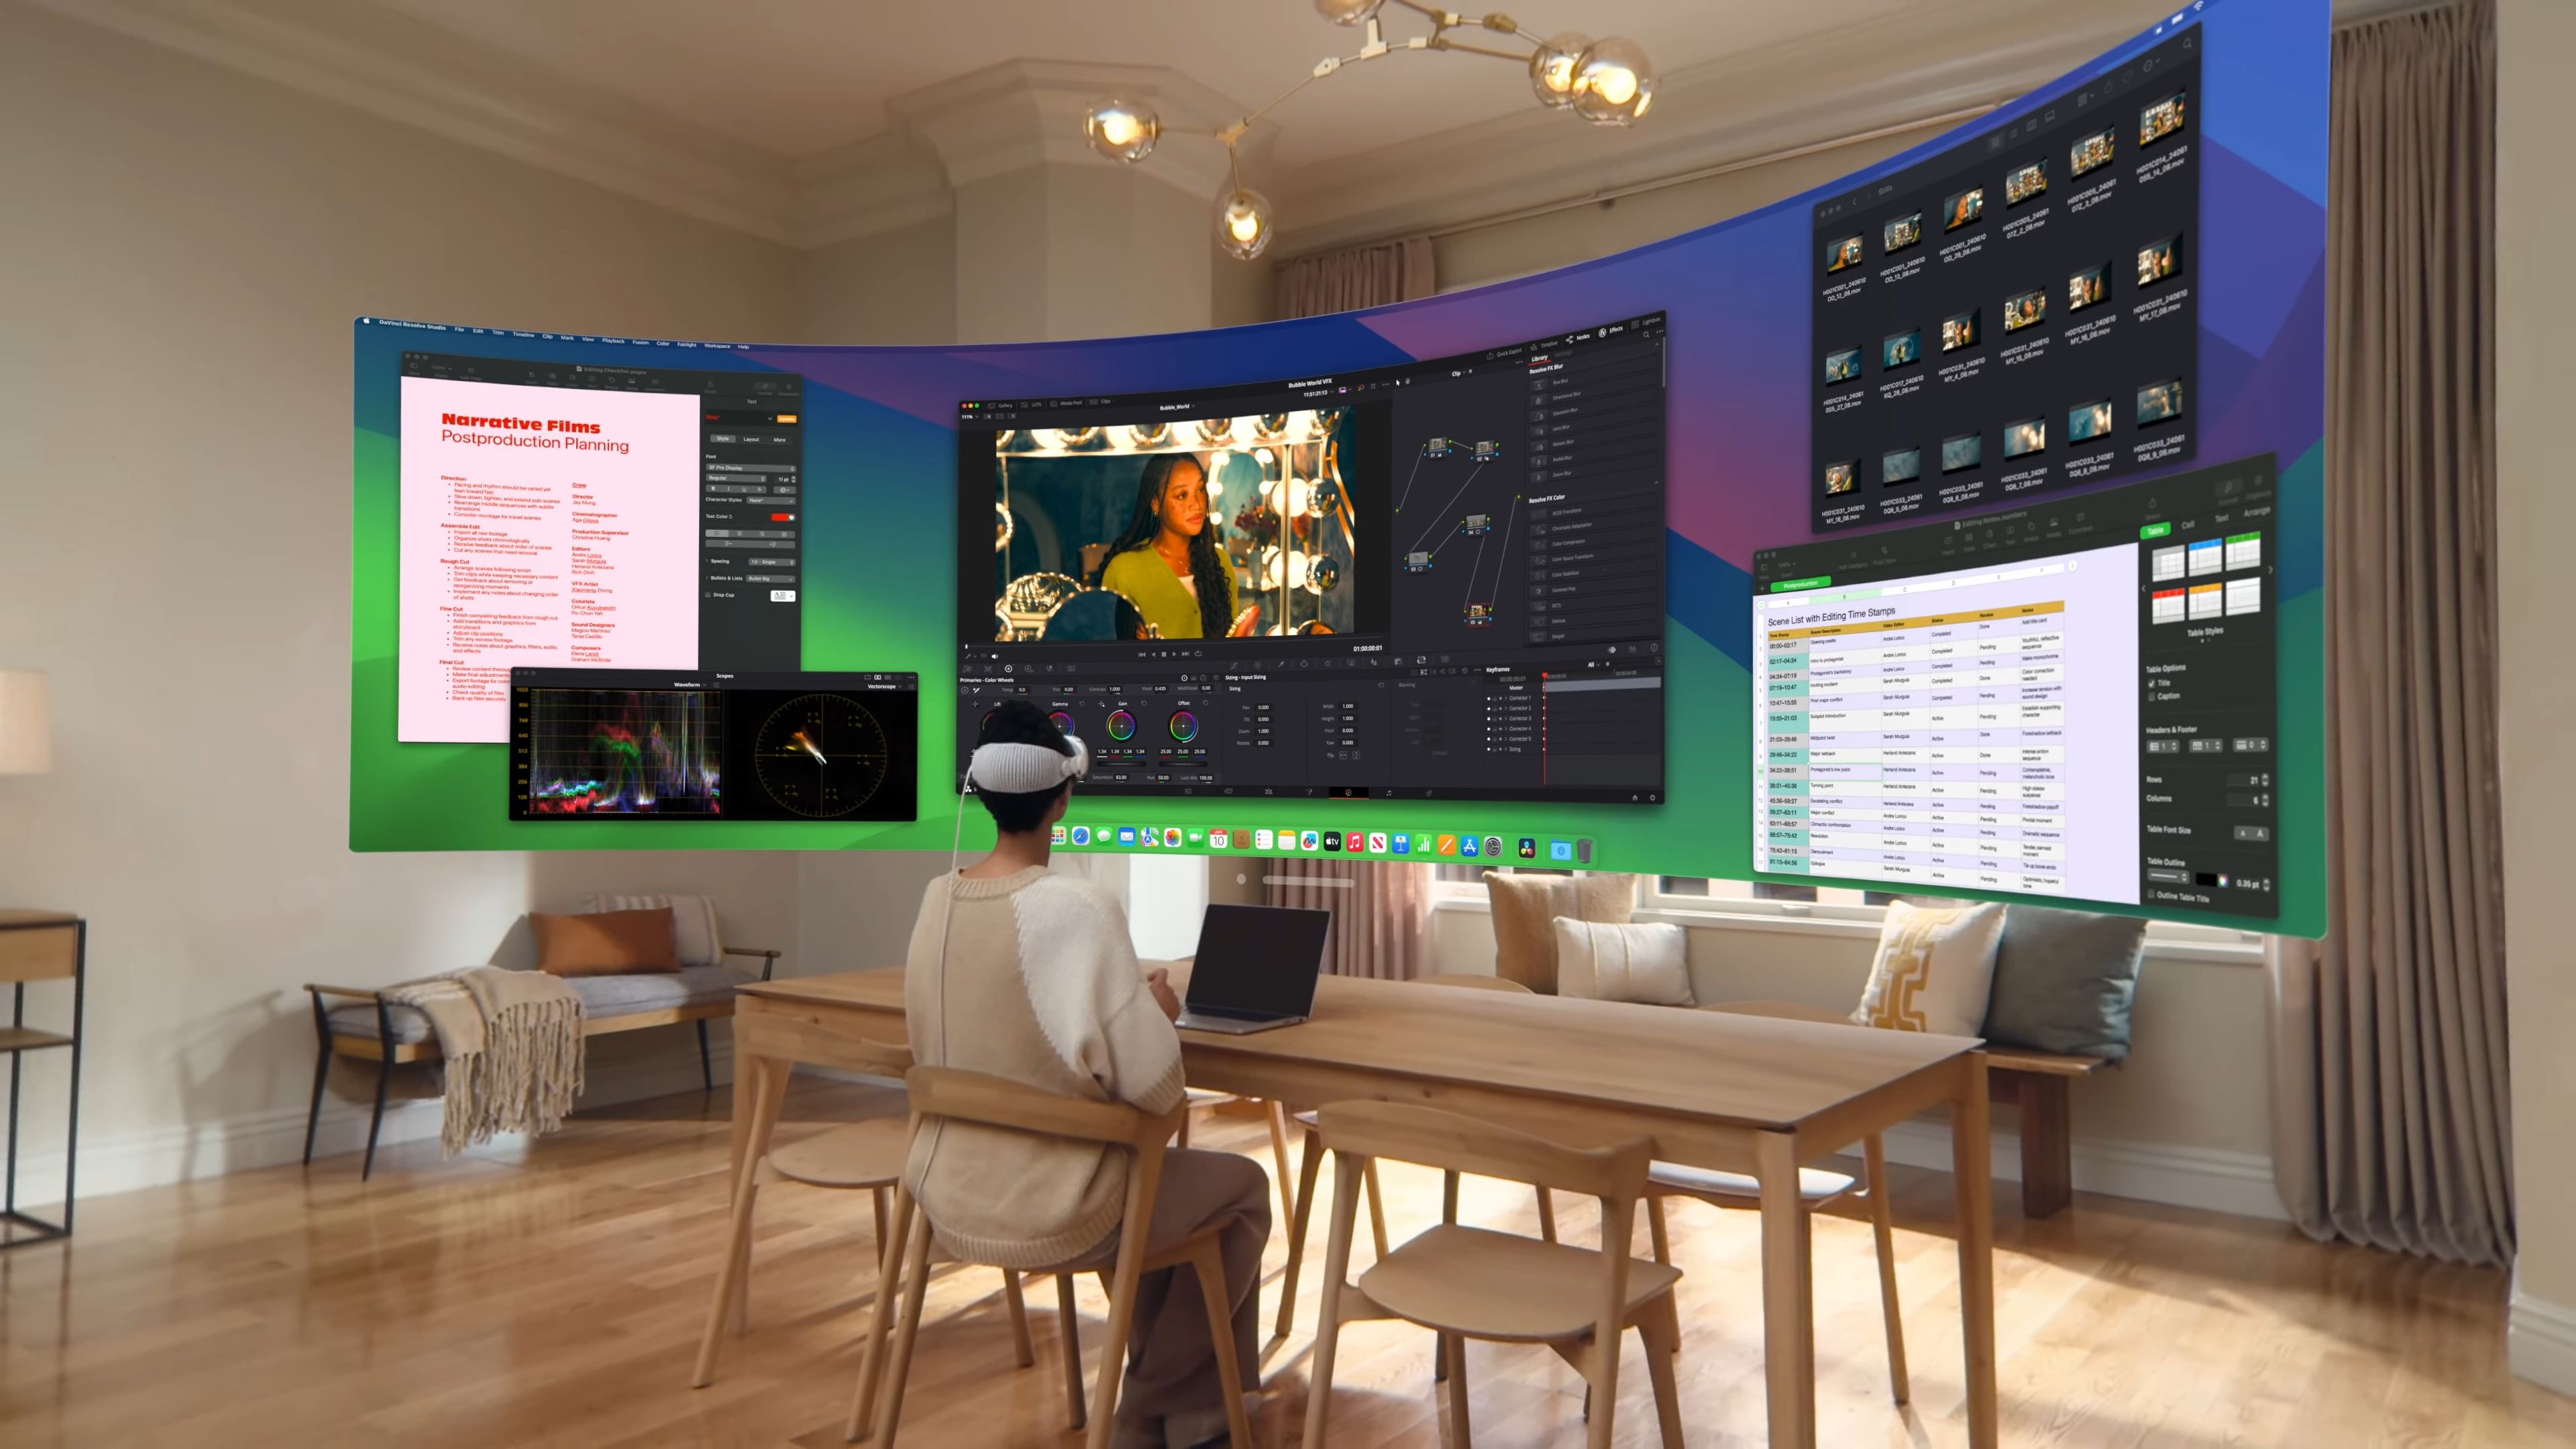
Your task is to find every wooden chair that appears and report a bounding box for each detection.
[1661,1000,1907,1401]
[1275,973,1540,1341]
[854,1067,1254,1449]
[692,1036,1075,1425]
[1300,1101,1684,1449]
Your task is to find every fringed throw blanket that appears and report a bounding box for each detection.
[382,967,586,1155]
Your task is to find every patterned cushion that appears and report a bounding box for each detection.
[584,893,723,968]
[1850,900,2005,1036]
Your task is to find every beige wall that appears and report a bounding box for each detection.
[1425,119,1960,295]
[798,215,959,345]
[0,6,807,1193]
[2497,0,2576,1395]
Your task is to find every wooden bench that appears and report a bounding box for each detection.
[1697,1002,2108,1220]
[299,945,780,1179]
[1982,1046,2110,1220]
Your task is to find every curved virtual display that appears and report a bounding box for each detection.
[350,0,2324,934]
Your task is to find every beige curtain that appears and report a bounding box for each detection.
[2268,0,2510,1265]
[1274,237,1436,319]
[1267,859,1430,980]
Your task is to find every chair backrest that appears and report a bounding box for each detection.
[1417,973,1536,995]
[902,1065,1179,1150]
[1313,1100,1651,1203]
[1708,999,1851,1027]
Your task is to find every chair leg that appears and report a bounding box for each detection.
[1087,1226,1155,1449]
[1275,1124,1327,1339]
[1442,1168,1460,1225]
[1364,1160,1390,1260]
[694,1058,786,1387]
[1442,1330,1471,1448]
[1004,1269,1036,1368]
[1864,1133,1911,1404]
[1646,1193,1672,1267]
[1299,1152,1366,1449]
[1535,1186,1558,1244]
[1265,1099,1297,1226]
[303,1042,332,1167]
[1177,1104,1191,1149]
[869,1207,936,1446]
[1188,1235,1254,1449]
[696,1019,714,1093]
[871,1185,890,1256]
[1055,1272,1089,1432]
[361,1053,393,1181]
[1640,1297,1686,1449]
[847,1188,915,1442]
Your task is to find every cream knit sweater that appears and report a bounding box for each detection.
[901,865,1187,1269]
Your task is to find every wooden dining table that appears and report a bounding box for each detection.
[730,967,1998,1448]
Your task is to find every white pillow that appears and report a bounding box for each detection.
[1851,900,2005,1036]
[586,893,722,969]
[1552,918,1693,1006]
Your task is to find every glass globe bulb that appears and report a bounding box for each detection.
[1287,549,1311,590]
[1306,555,1340,594]
[1528,32,1589,109]
[1287,478,1311,517]
[1315,0,1383,24]
[1214,187,1275,261]
[1083,98,1160,164]
[1571,38,1656,127]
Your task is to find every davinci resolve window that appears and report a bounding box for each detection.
[956,315,1668,802]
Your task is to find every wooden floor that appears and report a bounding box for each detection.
[3,1081,2570,1448]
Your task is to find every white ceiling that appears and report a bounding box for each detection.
[365,0,1929,169]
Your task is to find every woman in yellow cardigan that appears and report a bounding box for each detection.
[1097,453,1255,639]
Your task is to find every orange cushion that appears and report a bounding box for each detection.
[531,908,682,977]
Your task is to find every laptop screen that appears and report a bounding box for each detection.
[1185,904,1330,1019]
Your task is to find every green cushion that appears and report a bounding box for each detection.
[1979,906,2146,1061]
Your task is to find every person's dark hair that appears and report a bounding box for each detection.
[973,698,1075,835]
[1104,453,1232,639]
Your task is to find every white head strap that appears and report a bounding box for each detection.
[967,736,1088,792]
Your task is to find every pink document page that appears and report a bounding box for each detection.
[398,376,702,743]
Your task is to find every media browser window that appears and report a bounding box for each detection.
[956,315,1668,802]
[1752,453,2278,918]
[1809,26,2202,531]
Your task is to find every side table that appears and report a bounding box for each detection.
[1,910,85,1245]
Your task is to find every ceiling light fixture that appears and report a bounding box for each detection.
[1083,1,1655,260]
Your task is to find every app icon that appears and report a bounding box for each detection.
[1210,829,1229,849]
[1461,835,1480,858]
[1437,834,1460,856]
[1299,830,1322,851]
[1346,831,1366,853]
[1140,827,1159,847]
[1577,839,1595,865]
[1072,826,1092,846]
[1280,826,1299,849]
[1483,836,1503,859]
[1324,831,1342,852]
[1118,827,1138,847]
[1516,837,1536,860]
[1050,825,1067,845]
[1549,839,1573,861]
[1164,827,1183,848]
[1254,828,1275,850]
[1368,832,1389,854]
[1187,828,1205,845]
[1393,833,1411,854]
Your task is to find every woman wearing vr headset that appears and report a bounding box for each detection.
[902,699,1269,1449]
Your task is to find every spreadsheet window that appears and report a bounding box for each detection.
[1755,543,2141,901]
[1752,456,2281,919]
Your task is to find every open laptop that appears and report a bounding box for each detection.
[1173,904,1330,1035]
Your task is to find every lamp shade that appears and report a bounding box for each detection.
[0,670,50,775]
